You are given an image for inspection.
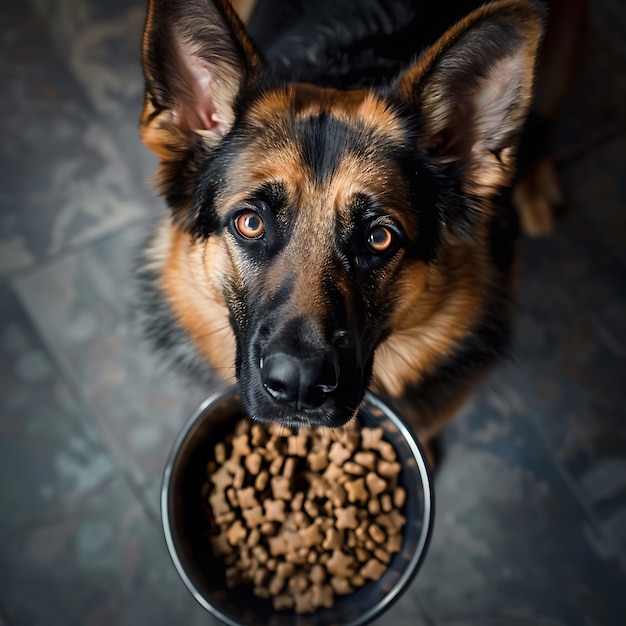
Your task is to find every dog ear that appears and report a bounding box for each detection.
[393,0,544,200]
[140,0,261,159]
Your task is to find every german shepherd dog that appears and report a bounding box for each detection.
[138,0,586,461]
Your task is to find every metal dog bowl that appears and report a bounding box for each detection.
[161,384,433,626]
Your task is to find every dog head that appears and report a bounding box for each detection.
[140,0,543,428]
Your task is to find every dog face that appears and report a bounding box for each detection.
[139,0,542,430]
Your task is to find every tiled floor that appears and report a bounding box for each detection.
[1,0,625,625]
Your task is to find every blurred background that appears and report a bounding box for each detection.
[0,0,625,624]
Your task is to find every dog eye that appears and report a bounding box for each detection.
[366,226,394,253]
[235,211,265,239]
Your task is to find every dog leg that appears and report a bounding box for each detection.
[513,0,588,236]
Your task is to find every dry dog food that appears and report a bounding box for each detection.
[201,421,407,614]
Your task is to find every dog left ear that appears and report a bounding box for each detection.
[140,0,262,160]
[393,0,544,198]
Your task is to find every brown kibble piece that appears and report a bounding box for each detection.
[283,457,297,479]
[330,576,353,595]
[345,477,368,504]
[226,520,247,546]
[291,491,305,511]
[377,460,401,478]
[260,521,277,535]
[268,535,288,556]
[253,567,269,588]
[310,563,326,585]
[328,483,346,508]
[311,583,334,609]
[322,527,344,551]
[238,487,258,509]
[246,528,261,547]
[326,550,356,577]
[380,493,393,513]
[328,442,352,466]
[343,461,365,476]
[376,510,407,533]
[276,561,295,579]
[233,465,246,489]
[271,475,292,500]
[374,547,391,564]
[288,574,309,594]
[244,452,262,475]
[393,486,407,509]
[369,523,386,545]
[361,427,384,449]
[268,574,285,596]
[307,550,317,564]
[308,449,328,472]
[355,547,369,563]
[225,487,239,508]
[335,506,359,530]
[287,434,308,457]
[353,451,377,470]
[250,424,267,447]
[368,498,381,515]
[303,499,319,518]
[365,472,387,497]
[231,434,251,457]
[351,573,366,587]
[225,565,240,588]
[269,456,283,476]
[253,587,271,599]
[208,492,230,517]
[361,559,387,581]
[210,466,233,491]
[294,590,315,614]
[215,511,236,525]
[377,440,396,462]
[387,533,402,552]
[299,523,324,548]
[254,470,269,492]
[241,505,264,528]
[273,594,294,611]
[322,462,345,484]
[264,499,287,522]
[251,544,269,565]
[335,427,360,450]
[214,442,227,464]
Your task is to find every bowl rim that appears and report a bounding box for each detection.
[161,384,434,626]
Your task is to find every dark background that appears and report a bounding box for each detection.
[0,0,625,624]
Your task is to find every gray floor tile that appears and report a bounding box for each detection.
[555,4,626,160]
[513,215,626,555]
[411,371,626,626]
[0,283,116,533]
[0,1,149,274]
[12,224,215,487]
[560,135,626,267]
[0,477,214,626]
[28,0,159,189]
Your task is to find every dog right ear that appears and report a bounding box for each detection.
[140,0,261,160]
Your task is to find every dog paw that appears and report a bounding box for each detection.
[513,154,564,237]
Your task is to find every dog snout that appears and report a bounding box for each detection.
[260,350,339,409]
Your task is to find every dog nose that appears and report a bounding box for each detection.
[260,351,338,409]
